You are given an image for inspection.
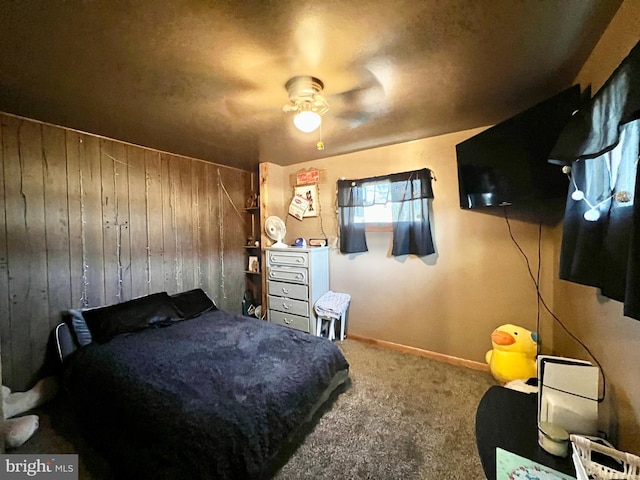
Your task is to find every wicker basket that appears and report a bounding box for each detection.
[571,434,640,480]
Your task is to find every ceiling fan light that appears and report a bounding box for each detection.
[293,111,321,132]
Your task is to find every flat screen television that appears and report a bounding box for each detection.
[456,85,582,218]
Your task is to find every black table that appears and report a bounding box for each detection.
[475,385,576,479]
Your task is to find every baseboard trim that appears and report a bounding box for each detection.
[347,334,490,372]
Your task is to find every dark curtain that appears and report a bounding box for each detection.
[337,168,435,256]
[549,39,640,321]
[389,169,435,256]
[336,179,368,254]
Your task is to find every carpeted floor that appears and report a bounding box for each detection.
[9,339,497,479]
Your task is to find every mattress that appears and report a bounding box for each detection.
[63,309,349,479]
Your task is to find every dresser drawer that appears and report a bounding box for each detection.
[268,295,309,317]
[267,265,308,284]
[267,250,309,268]
[268,280,308,301]
[269,310,310,333]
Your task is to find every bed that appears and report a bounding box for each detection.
[55,289,350,480]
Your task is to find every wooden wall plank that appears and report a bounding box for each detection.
[22,122,50,385]
[114,141,131,301]
[65,133,85,307]
[206,164,222,305]
[216,167,247,313]
[42,124,72,330]
[3,116,29,388]
[145,150,164,294]
[170,157,184,293]
[213,167,227,307]
[100,139,118,303]
[81,135,106,307]
[126,145,148,299]
[4,118,49,389]
[193,161,206,290]
[101,139,132,303]
[161,154,177,293]
[0,117,13,387]
[176,157,194,293]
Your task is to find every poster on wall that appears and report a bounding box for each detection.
[296,169,320,185]
[294,184,318,217]
[288,194,309,221]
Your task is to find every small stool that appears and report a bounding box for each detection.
[316,315,337,341]
[314,291,350,341]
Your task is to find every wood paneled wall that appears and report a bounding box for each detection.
[0,113,249,390]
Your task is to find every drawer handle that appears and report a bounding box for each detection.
[296,274,302,279]
[284,317,292,325]
[270,272,275,277]
[282,303,291,310]
[281,287,290,294]
[296,258,303,263]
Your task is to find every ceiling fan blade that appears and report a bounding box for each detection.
[333,110,378,128]
[327,68,387,127]
[223,96,284,129]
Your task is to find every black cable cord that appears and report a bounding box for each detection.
[502,207,606,403]
[317,184,327,240]
[536,221,542,356]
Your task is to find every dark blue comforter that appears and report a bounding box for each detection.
[65,310,349,479]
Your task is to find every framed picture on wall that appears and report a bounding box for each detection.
[294,184,319,217]
[248,256,259,273]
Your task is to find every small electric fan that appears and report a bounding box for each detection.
[265,216,287,248]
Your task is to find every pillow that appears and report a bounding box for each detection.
[65,309,93,347]
[83,292,182,343]
[169,288,217,319]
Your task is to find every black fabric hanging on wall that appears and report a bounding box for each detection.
[336,179,369,254]
[389,169,435,256]
[549,40,640,321]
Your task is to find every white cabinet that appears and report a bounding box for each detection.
[266,247,329,334]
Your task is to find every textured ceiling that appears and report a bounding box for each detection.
[0,0,622,171]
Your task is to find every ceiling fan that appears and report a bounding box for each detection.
[282,76,330,133]
[224,68,386,144]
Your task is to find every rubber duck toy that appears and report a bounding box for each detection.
[485,324,538,384]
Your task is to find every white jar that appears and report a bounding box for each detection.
[538,421,569,457]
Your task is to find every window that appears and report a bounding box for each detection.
[363,202,393,226]
[336,168,435,256]
[355,181,393,228]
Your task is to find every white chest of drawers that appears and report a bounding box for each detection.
[266,246,329,334]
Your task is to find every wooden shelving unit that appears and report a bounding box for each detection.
[243,173,262,317]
